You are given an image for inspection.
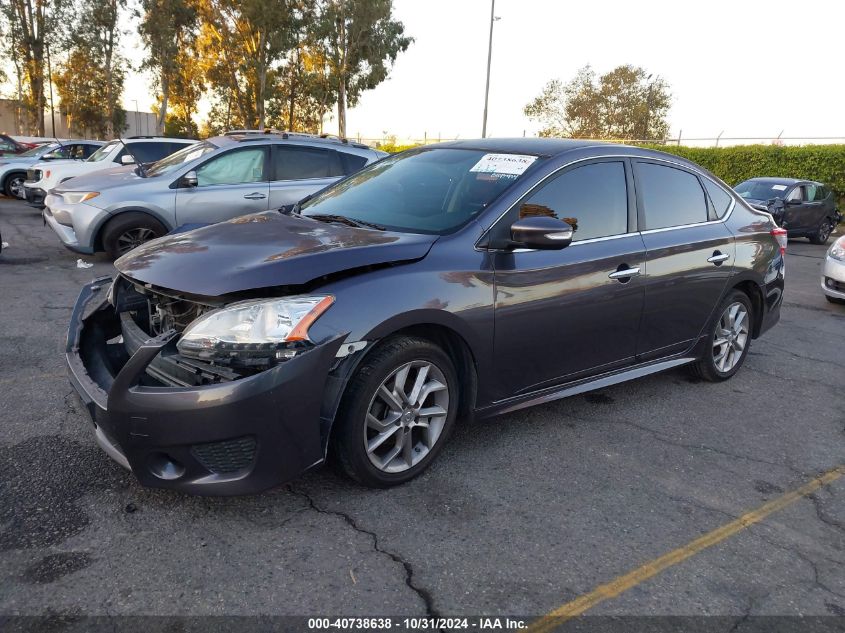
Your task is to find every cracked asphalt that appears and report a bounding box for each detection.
[0,196,843,621]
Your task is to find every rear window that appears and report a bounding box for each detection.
[702,179,732,219]
[129,142,177,163]
[274,146,336,180]
[637,162,708,230]
[339,152,368,175]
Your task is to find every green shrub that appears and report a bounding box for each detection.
[639,143,845,205]
[378,142,422,153]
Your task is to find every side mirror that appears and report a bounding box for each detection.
[182,170,198,188]
[785,198,803,206]
[120,154,135,165]
[510,215,573,250]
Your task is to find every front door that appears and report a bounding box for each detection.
[175,146,270,226]
[491,159,646,398]
[634,161,735,360]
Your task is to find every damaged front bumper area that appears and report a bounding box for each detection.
[66,278,344,495]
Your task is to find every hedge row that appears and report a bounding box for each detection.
[382,142,845,204]
[640,144,845,204]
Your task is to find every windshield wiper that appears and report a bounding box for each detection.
[306,213,386,231]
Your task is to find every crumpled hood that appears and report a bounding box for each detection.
[55,165,140,192]
[115,212,438,296]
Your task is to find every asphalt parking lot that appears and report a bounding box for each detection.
[0,196,843,627]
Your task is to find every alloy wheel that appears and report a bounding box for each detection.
[9,176,24,199]
[818,221,832,243]
[364,360,450,473]
[712,302,749,373]
[116,227,157,254]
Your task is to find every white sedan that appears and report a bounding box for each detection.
[821,234,845,304]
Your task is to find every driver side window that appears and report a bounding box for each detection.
[786,186,803,202]
[196,148,267,187]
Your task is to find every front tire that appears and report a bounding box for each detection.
[809,218,833,245]
[330,336,459,487]
[825,295,845,305]
[101,212,166,259]
[3,172,26,199]
[690,290,753,382]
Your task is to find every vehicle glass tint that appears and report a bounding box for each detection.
[87,141,119,162]
[301,148,537,235]
[81,144,99,158]
[0,139,14,151]
[196,148,265,186]
[638,163,708,229]
[22,144,56,157]
[339,152,368,174]
[817,187,828,201]
[273,146,333,180]
[146,141,216,177]
[702,179,732,218]
[520,162,628,241]
[734,181,785,201]
[130,142,175,163]
[786,186,802,202]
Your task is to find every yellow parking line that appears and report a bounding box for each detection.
[526,465,845,633]
[0,372,65,386]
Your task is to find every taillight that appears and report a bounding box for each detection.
[771,227,788,254]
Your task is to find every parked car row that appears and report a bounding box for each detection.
[0,140,104,199]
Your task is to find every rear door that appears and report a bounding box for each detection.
[268,145,345,208]
[492,159,646,396]
[635,161,735,361]
[174,145,270,225]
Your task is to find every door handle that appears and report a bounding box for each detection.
[608,266,641,281]
[707,252,730,265]
[244,192,266,200]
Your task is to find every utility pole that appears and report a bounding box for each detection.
[481,0,498,138]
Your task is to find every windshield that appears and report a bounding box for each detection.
[300,148,540,234]
[20,143,57,158]
[734,180,792,201]
[145,141,217,177]
[87,141,120,162]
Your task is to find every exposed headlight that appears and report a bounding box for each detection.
[61,191,99,204]
[177,296,335,366]
[829,236,845,261]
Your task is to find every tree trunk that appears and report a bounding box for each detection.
[157,72,170,135]
[336,2,347,138]
[287,47,299,131]
[105,0,116,138]
[257,30,266,131]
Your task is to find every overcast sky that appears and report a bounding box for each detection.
[121,0,843,143]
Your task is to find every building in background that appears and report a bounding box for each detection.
[0,99,157,140]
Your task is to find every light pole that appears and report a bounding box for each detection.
[132,100,140,136]
[481,0,500,138]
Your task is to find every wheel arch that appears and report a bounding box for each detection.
[2,169,26,191]
[320,320,480,455]
[93,207,172,253]
[729,277,765,338]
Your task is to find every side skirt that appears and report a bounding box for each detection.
[477,356,696,419]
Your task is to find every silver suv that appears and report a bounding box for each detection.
[43,133,387,258]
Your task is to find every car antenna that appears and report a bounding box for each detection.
[116,134,147,177]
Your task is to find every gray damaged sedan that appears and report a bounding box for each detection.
[43,133,386,258]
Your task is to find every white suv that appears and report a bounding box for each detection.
[24,137,196,207]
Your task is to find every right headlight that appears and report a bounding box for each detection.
[60,191,99,204]
[829,236,845,261]
[176,296,335,367]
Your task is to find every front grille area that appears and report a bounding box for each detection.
[191,436,257,474]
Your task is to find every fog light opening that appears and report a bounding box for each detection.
[147,453,186,480]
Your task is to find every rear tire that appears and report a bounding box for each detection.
[101,212,166,259]
[809,219,833,245]
[330,336,459,488]
[689,290,754,382]
[3,172,26,199]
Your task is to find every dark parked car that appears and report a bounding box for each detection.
[734,177,840,244]
[67,139,786,495]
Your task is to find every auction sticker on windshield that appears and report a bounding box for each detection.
[470,153,537,178]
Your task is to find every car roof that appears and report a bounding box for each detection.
[208,132,376,152]
[431,137,607,157]
[742,177,822,186]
